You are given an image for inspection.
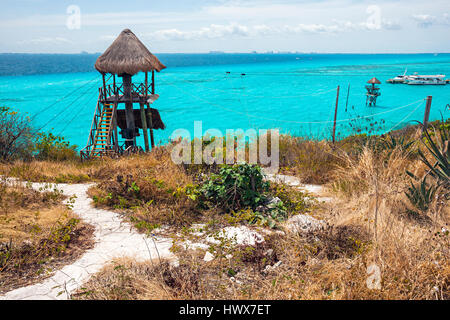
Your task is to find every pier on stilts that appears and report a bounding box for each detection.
[365,77,381,107]
[80,29,166,160]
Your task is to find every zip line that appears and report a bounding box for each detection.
[160,78,426,125]
[36,79,102,132]
[30,75,99,121]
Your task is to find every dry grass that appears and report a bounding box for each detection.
[73,128,449,300]
[3,122,449,299]
[0,179,94,293]
[87,147,201,233]
[278,135,341,184]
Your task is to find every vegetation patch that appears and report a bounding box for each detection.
[0,180,94,293]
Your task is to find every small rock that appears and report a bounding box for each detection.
[263,260,282,273]
[203,251,214,262]
[206,226,265,246]
[285,214,324,233]
[264,249,274,257]
[268,197,281,205]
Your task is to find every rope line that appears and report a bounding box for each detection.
[160,78,426,125]
[56,85,99,136]
[36,80,101,132]
[161,78,338,99]
[387,101,424,132]
[30,75,99,121]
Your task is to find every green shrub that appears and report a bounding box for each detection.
[0,106,35,161]
[200,163,269,212]
[405,176,437,215]
[34,132,78,161]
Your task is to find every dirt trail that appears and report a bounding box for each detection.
[1,174,328,300]
[0,182,175,300]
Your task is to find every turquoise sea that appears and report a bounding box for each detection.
[0,53,449,149]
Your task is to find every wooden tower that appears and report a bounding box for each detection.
[365,77,381,107]
[80,29,166,160]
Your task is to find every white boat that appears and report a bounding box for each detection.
[407,74,446,85]
[387,68,408,84]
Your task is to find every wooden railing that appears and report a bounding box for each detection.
[100,82,152,100]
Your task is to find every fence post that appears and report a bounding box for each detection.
[332,85,340,144]
[422,96,432,133]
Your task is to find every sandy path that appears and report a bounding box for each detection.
[0,182,175,300]
[1,174,327,300]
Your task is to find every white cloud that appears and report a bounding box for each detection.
[412,13,450,28]
[18,37,72,45]
[146,23,251,41]
[143,19,401,42]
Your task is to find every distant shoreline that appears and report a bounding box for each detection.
[1,52,450,55]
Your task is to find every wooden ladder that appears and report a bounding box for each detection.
[91,103,114,158]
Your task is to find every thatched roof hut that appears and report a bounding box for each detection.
[95,29,166,76]
[367,77,381,84]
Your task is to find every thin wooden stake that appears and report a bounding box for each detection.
[345,84,350,112]
[152,70,155,94]
[140,102,150,152]
[422,96,432,133]
[102,74,107,101]
[332,85,340,144]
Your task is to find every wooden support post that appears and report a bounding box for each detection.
[145,72,149,97]
[102,74,107,101]
[152,70,155,94]
[122,74,136,147]
[146,104,155,149]
[422,96,432,133]
[113,99,119,152]
[140,103,150,152]
[149,70,156,149]
[332,85,340,144]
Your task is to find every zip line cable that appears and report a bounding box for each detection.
[36,79,101,132]
[387,101,424,132]
[56,85,100,136]
[30,75,99,121]
[162,77,338,100]
[56,75,115,137]
[159,77,426,125]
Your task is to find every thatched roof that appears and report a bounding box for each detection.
[367,77,381,84]
[95,29,166,76]
[117,108,165,131]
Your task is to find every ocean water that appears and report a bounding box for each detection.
[0,53,449,149]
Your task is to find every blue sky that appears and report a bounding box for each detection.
[1,0,449,53]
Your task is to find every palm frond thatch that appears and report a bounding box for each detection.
[95,29,166,76]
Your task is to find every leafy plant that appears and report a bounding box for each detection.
[33,132,78,161]
[408,119,450,190]
[200,163,269,212]
[0,106,35,161]
[405,176,437,214]
[251,200,288,229]
[381,134,415,157]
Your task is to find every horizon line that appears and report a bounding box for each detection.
[1,52,450,55]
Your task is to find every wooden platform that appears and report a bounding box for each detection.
[101,94,147,104]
